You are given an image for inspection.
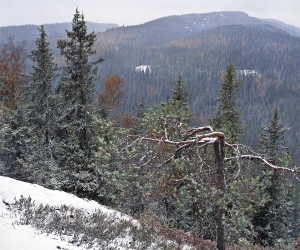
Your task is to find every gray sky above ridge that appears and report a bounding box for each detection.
[0,0,299,28]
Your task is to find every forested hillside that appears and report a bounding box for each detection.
[93,14,300,161]
[1,10,300,249]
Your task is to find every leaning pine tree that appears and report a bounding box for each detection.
[55,8,102,198]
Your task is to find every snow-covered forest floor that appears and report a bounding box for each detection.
[0,176,212,250]
[0,176,134,249]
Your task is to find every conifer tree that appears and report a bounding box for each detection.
[21,25,58,186]
[253,108,293,246]
[260,108,287,164]
[0,27,58,185]
[165,76,192,123]
[55,8,101,197]
[213,65,242,144]
[56,8,97,153]
[29,25,56,140]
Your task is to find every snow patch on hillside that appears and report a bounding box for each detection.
[135,65,151,73]
[237,69,261,77]
[0,176,133,250]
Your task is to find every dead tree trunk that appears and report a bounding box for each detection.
[214,137,226,250]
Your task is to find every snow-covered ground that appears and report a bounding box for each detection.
[0,176,203,250]
[0,176,132,250]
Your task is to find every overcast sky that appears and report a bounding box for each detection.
[0,0,299,28]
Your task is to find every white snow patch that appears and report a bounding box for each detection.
[199,137,217,143]
[135,65,151,73]
[237,69,261,77]
[0,176,125,216]
[0,176,199,250]
[0,176,134,250]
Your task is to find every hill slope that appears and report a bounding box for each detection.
[0,176,214,249]
[91,13,300,161]
[0,176,132,250]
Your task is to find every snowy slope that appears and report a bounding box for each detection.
[0,176,132,250]
[0,176,212,250]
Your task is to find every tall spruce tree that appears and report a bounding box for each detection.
[0,27,58,185]
[213,65,242,144]
[21,25,58,186]
[56,8,97,145]
[212,65,251,245]
[29,26,56,139]
[260,108,288,164]
[55,8,100,197]
[253,108,293,246]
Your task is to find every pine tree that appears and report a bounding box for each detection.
[213,65,242,144]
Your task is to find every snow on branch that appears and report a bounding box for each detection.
[225,154,300,176]
[135,123,300,179]
[225,143,300,180]
[140,132,224,146]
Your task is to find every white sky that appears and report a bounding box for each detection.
[0,0,299,28]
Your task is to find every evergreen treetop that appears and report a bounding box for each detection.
[213,64,242,144]
[56,7,97,109]
[163,76,192,123]
[260,107,288,165]
[29,25,56,132]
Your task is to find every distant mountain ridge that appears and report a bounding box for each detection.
[0,22,118,43]
[1,11,299,45]
[139,11,300,37]
[94,11,300,51]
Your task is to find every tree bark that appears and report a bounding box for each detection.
[214,137,226,250]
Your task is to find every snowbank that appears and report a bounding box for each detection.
[0,176,131,250]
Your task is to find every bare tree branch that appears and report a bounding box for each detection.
[141,132,224,146]
[184,126,214,140]
[225,154,300,174]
